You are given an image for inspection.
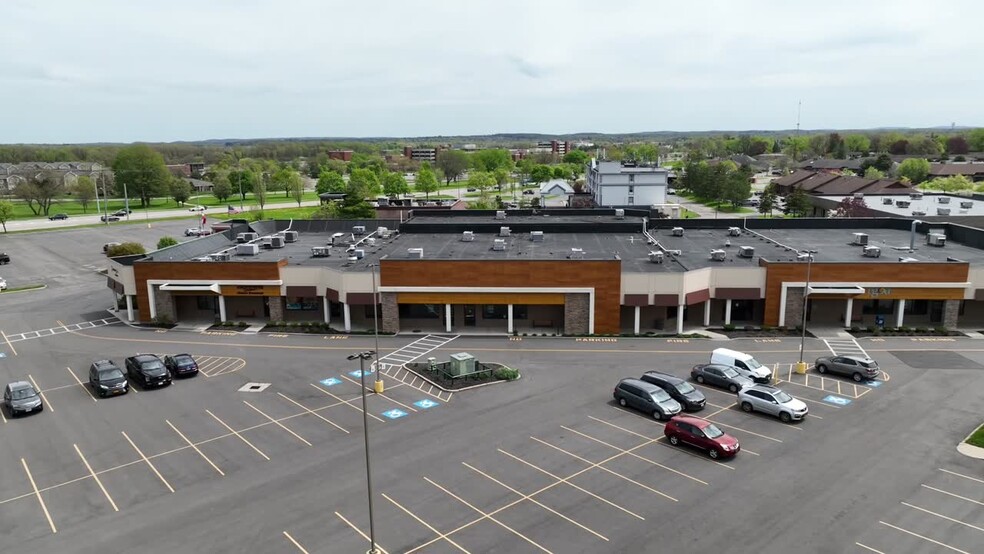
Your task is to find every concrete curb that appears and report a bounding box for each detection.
[0,283,47,295]
[400,363,515,393]
[957,425,984,460]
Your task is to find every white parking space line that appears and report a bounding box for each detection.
[309,383,385,422]
[276,393,349,434]
[243,401,312,447]
[339,374,417,412]
[1,329,17,355]
[878,521,970,554]
[561,425,707,486]
[166,419,225,476]
[121,431,174,493]
[74,444,119,512]
[282,531,311,554]
[21,458,56,533]
[855,543,887,553]
[382,492,472,554]
[27,375,52,412]
[901,502,984,534]
[921,484,984,507]
[940,468,984,485]
[66,367,97,401]
[205,409,271,460]
[334,511,391,554]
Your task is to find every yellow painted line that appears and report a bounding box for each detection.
[27,375,52,412]
[309,383,385,423]
[901,502,984,534]
[2,329,18,355]
[879,521,970,554]
[334,511,391,554]
[339,373,417,412]
[66,367,97,401]
[166,419,224,476]
[121,431,174,493]
[498,447,646,520]
[855,542,887,553]
[74,444,118,512]
[464,461,610,541]
[276,393,348,434]
[591,413,737,468]
[940,468,984,485]
[243,401,312,447]
[282,531,310,554]
[206,409,270,460]
[423,476,554,554]
[921,484,984,507]
[21,458,56,533]
[561,425,705,486]
[382,492,472,553]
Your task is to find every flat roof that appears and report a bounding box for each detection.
[824,193,984,217]
[756,227,984,264]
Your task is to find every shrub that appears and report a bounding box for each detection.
[156,236,179,249]
[935,327,948,334]
[106,242,146,257]
[866,326,876,333]
[850,326,861,332]
[723,324,735,331]
[151,314,173,327]
[493,367,520,381]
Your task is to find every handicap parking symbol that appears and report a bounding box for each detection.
[823,395,852,406]
[864,380,882,388]
[413,399,439,409]
[382,409,408,419]
[348,369,374,378]
[0,352,5,358]
[319,377,341,387]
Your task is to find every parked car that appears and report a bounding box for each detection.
[164,354,199,377]
[188,205,206,212]
[3,381,43,417]
[640,371,706,412]
[112,209,131,217]
[814,355,880,382]
[0,277,6,291]
[738,384,809,423]
[466,188,477,192]
[88,360,129,397]
[48,213,69,220]
[125,354,172,388]
[613,378,682,420]
[185,228,204,236]
[664,415,739,459]
[691,363,753,393]
[100,215,120,222]
[710,348,772,383]
[522,189,536,195]
[0,252,10,264]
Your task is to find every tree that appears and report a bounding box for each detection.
[285,169,305,206]
[888,139,909,155]
[381,171,410,198]
[784,187,811,217]
[807,135,829,158]
[493,167,510,192]
[336,181,377,219]
[271,167,294,197]
[863,167,886,179]
[897,158,931,184]
[15,172,63,216]
[925,175,973,193]
[169,177,192,206]
[72,175,96,213]
[312,201,340,219]
[516,158,535,184]
[968,128,984,152]
[529,164,552,185]
[833,196,872,218]
[834,140,847,160]
[472,149,513,173]
[228,169,255,202]
[844,134,871,154]
[722,165,752,207]
[349,153,386,176]
[435,150,469,186]
[551,165,573,181]
[0,200,13,232]
[783,136,810,161]
[106,242,146,257]
[211,173,233,203]
[758,186,777,216]
[415,163,439,200]
[562,150,590,166]
[252,170,267,209]
[947,136,969,155]
[349,168,380,199]
[157,236,179,249]
[316,170,346,195]
[860,153,893,175]
[466,171,496,200]
[112,144,170,208]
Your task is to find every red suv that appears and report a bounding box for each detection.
[664,415,740,459]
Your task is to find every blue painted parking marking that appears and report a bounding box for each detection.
[348,369,374,378]
[382,409,408,419]
[823,395,852,406]
[414,399,439,409]
[0,352,5,358]
[864,380,882,388]
[320,377,341,387]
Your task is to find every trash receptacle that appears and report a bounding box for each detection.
[374,379,384,394]
[795,361,808,374]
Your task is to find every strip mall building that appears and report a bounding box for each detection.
[105,211,984,334]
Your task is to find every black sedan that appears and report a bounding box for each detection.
[125,354,172,388]
[165,354,200,377]
[100,215,120,222]
[48,213,69,220]
[691,363,754,393]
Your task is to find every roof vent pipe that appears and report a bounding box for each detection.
[910,219,922,252]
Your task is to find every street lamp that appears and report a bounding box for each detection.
[796,249,818,371]
[346,349,379,554]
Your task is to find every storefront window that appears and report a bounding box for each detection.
[197,296,215,311]
[861,300,896,315]
[482,305,528,319]
[399,304,441,319]
[286,297,319,311]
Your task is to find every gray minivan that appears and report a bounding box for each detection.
[614,378,683,420]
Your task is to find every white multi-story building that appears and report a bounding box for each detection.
[585,159,668,207]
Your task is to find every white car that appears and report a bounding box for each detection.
[0,277,7,291]
[184,228,211,237]
[188,205,206,212]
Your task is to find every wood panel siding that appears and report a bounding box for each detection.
[381,260,621,333]
[397,292,565,305]
[763,261,969,325]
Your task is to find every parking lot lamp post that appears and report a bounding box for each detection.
[370,264,383,392]
[347,350,379,554]
[796,250,817,372]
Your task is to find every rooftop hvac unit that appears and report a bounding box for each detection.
[614,208,625,220]
[352,225,366,235]
[495,210,507,220]
[531,231,544,242]
[671,227,684,237]
[492,239,507,251]
[910,192,923,200]
[853,193,864,199]
[365,237,376,246]
[311,246,331,257]
[666,249,682,257]
[738,246,755,258]
[899,256,919,263]
[938,196,951,204]
[499,226,511,237]
[236,233,248,243]
[851,232,869,246]
[882,197,894,205]
[937,208,951,216]
[330,232,345,245]
[377,227,391,238]
[210,252,232,262]
[797,252,813,261]
[461,231,475,242]
[347,256,358,263]
[569,247,584,259]
[927,233,946,247]
[283,230,299,243]
[710,249,727,261]
[270,236,285,248]
[407,247,423,259]
[728,227,741,236]
[192,256,211,262]
[895,200,911,208]
[354,249,365,259]
[912,210,927,216]
[961,201,974,208]
[236,243,259,256]
[649,251,664,263]
[243,232,258,242]
[259,237,273,249]
[376,197,389,207]
[863,246,881,258]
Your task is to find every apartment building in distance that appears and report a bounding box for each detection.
[403,146,440,162]
[533,140,572,156]
[328,150,354,162]
[585,159,669,207]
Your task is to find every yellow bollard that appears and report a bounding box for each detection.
[795,361,808,374]
[373,379,384,394]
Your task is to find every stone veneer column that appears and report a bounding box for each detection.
[154,288,176,323]
[784,288,804,328]
[381,292,400,334]
[564,293,590,335]
[267,297,285,322]
[942,299,960,329]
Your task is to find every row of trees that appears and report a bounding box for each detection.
[679,157,754,208]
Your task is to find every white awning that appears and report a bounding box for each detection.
[159,283,221,293]
[807,285,865,295]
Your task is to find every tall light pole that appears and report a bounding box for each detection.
[347,350,379,554]
[797,249,818,370]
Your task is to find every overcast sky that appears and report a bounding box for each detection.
[2,0,982,143]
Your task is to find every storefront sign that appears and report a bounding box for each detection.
[867,287,892,297]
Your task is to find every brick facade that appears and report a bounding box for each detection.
[784,288,804,329]
[154,288,176,323]
[943,299,960,328]
[380,292,400,333]
[564,293,590,335]
[268,297,285,322]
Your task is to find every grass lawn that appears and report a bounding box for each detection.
[966,424,984,448]
[681,208,699,219]
[679,192,755,214]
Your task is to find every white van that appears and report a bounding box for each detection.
[710,348,772,383]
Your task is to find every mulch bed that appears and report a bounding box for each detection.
[405,362,505,390]
[713,328,814,338]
